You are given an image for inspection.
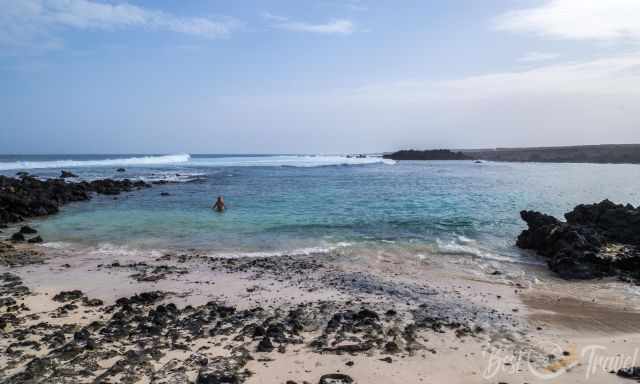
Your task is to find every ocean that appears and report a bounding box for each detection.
[2,154,640,264]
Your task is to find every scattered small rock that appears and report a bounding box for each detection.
[617,367,640,379]
[28,236,43,244]
[53,290,84,302]
[60,170,77,178]
[319,374,354,384]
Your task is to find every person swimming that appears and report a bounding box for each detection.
[212,196,225,212]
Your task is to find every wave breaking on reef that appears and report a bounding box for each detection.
[0,154,191,171]
[0,154,396,171]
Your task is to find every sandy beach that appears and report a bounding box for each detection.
[2,238,640,383]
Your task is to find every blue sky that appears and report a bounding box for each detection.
[1,0,640,154]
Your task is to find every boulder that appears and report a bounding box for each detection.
[19,225,37,234]
[11,232,25,242]
[256,336,274,352]
[116,168,126,172]
[517,200,640,281]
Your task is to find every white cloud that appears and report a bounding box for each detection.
[0,0,240,52]
[264,14,354,35]
[317,54,640,148]
[261,12,288,23]
[440,54,640,97]
[277,19,354,34]
[318,1,368,12]
[518,51,560,62]
[350,54,640,101]
[204,54,640,151]
[495,0,640,42]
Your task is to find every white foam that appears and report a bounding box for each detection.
[0,154,191,171]
[435,238,541,265]
[456,235,474,244]
[189,155,395,168]
[0,154,395,171]
[207,242,353,259]
[41,241,353,260]
[39,241,75,250]
[42,242,169,259]
[138,171,207,183]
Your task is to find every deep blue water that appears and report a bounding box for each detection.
[2,154,640,262]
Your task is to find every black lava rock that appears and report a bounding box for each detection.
[319,374,354,384]
[11,232,25,242]
[53,290,84,302]
[0,175,151,227]
[617,366,640,379]
[256,336,274,352]
[19,225,37,234]
[517,200,640,281]
[60,170,77,178]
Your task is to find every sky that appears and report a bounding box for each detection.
[1,0,640,154]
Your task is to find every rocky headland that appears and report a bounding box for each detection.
[466,144,640,164]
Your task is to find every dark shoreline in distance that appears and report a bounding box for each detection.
[383,149,470,161]
[385,144,640,164]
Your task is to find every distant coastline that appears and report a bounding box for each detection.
[385,144,640,164]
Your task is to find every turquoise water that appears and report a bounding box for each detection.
[2,154,640,261]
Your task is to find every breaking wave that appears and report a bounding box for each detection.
[435,238,542,265]
[0,154,191,171]
[190,155,395,168]
[0,154,394,171]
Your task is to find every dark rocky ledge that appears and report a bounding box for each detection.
[382,149,471,161]
[517,200,640,281]
[0,175,150,227]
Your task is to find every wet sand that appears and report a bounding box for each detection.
[2,241,640,383]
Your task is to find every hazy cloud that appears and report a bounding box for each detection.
[350,54,640,101]
[264,13,354,35]
[0,0,241,53]
[517,51,560,62]
[494,0,640,42]
[318,1,368,12]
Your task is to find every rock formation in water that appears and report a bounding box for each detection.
[0,175,150,227]
[383,149,471,161]
[517,200,640,280]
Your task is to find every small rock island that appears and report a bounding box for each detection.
[383,149,471,161]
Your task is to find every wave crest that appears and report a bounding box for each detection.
[191,155,395,168]
[0,154,191,171]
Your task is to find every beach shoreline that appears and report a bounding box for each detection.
[2,241,640,383]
